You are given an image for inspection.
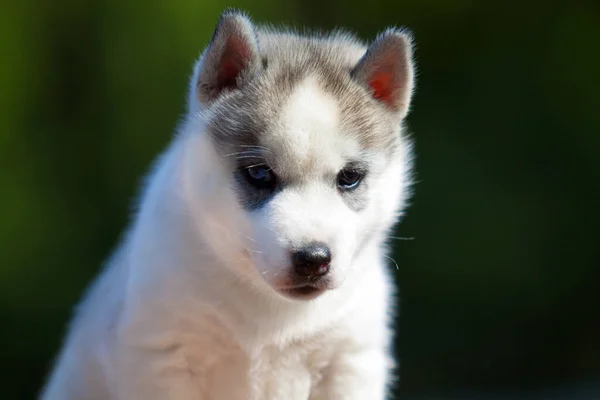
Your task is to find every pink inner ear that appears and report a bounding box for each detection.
[368,71,396,105]
[217,37,252,91]
[219,60,242,90]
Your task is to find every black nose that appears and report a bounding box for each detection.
[292,242,331,278]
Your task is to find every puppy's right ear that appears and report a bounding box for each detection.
[190,9,260,109]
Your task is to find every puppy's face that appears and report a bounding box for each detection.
[188,11,414,300]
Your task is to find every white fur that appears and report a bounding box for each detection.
[41,29,413,400]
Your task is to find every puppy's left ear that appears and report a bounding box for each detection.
[352,29,415,117]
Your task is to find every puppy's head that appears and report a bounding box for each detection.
[185,10,415,300]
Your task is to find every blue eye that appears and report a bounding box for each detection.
[243,165,276,189]
[337,169,363,191]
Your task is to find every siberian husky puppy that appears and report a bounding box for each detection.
[41,8,416,400]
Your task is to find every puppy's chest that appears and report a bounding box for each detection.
[181,312,340,399]
[246,338,336,400]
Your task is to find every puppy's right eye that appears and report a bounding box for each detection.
[242,165,277,190]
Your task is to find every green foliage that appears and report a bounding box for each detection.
[1,0,599,398]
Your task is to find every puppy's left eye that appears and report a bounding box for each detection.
[337,169,364,191]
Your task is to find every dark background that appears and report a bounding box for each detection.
[1,0,599,398]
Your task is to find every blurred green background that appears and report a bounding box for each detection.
[1,0,599,398]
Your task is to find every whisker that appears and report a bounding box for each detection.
[223,151,260,158]
[245,163,269,169]
[237,232,258,244]
[384,255,400,271]
[231,155,264,160]
[237,144,271,152]
[387,236,415,241]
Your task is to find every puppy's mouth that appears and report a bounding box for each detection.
[277,278,332,300]
[280,285,324,299]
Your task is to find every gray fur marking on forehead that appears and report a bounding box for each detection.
[206,27,403,159]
